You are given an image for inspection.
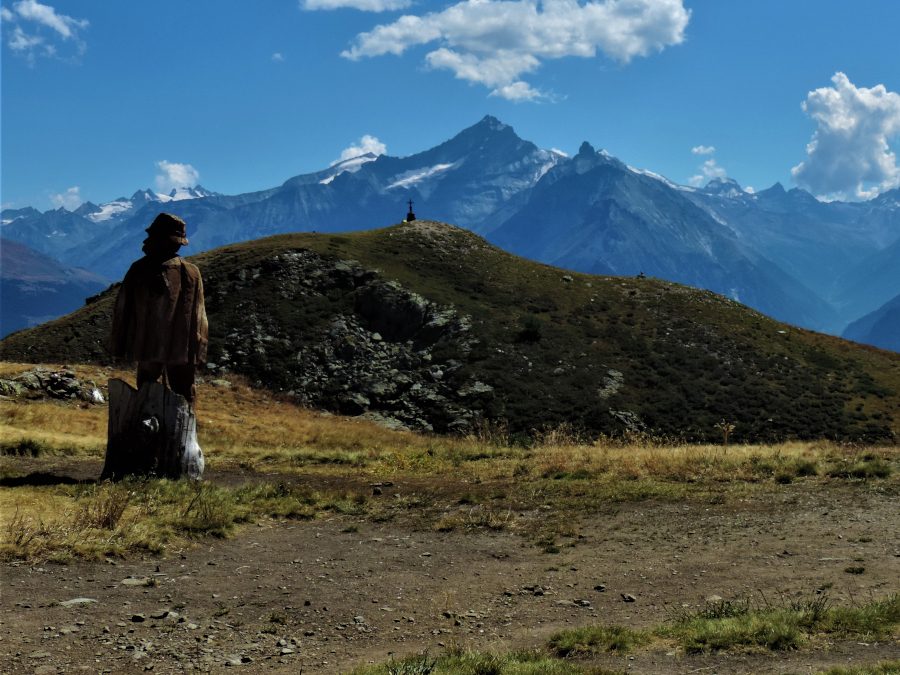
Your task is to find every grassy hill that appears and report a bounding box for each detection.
[2,220,898,442]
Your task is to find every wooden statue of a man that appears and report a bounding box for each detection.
[110,213,208,404]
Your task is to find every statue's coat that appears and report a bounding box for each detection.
[110,257,208,365]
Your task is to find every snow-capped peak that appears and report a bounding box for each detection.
[320,153,378,185]
[159,185,216,202]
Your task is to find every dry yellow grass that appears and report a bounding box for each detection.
[2,362,897,481]
[2,361,898,561]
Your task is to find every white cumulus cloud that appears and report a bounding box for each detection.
[335,135,387,163]
[341,0,690,101]
[2,0,88,61]
[50,186,82,211]
[303,0,411,11]
[155,161,201,193]
[271,51,285,62]
[791,72,900,201]
[688,146,727,187]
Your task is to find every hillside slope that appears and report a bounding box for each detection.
[2,221,898,442]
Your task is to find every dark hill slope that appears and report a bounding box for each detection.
[2,221,898,442]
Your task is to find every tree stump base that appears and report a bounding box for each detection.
[101,378,205,481]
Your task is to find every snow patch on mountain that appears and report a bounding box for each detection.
[320,154,378,185]
[157,186,216,202]
[87,200,134,222]
[387,162,457,190]
[534,150,567,181]
[627,166,695,192]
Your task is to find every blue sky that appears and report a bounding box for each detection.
[2,0,899,210]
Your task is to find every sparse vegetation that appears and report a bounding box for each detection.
[548,625,650,656]
[352,648,587,675]
[658,593,900,653]
[820,660,900,675]
[355,595,899,672]
[0,472,373,560]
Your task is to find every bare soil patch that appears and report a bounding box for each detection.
[2,467,898,674]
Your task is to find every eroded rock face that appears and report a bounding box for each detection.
[203,250,488,433]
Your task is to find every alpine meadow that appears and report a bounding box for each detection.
[1,1,898,673]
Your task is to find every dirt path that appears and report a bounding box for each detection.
[2,475,899,674]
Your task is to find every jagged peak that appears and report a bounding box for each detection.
[702,177,744,197]
[577,141,596,157]
[476,115,509,132]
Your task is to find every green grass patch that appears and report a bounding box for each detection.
[660,594,899,653]
[351,648,589,675]
[826,456,892,480]
[820,660,900,675]
[548,625,651,656]
[0,438,87,457]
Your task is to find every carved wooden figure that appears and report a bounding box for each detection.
[101,379,204,480]
[103,212,208,480]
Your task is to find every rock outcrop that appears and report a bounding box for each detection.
[203,249,488,433]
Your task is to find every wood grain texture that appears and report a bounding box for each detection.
[101,378,204,480]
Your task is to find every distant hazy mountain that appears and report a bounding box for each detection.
[489,142,838,330]
[0,186,218,264]
[683,180,900,331]
[831,234,900,325]
[843,293,900,352]
[3,116,897,335]
[0,239,108,338]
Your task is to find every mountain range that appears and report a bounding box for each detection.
[2,116,897,347]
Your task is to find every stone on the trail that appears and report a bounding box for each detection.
[224,656,243,667]
[705,594,724,603]
[594,584,607,592]
[576,599,592,607]
[621,593,637,603]
[150,610,171,620]
[131,614,146,622]
[60,597,98,607]
[122,577,152,586]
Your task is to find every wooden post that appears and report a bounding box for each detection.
[101,378,205,481]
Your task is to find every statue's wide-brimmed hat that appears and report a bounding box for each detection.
[145,213,189,246]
